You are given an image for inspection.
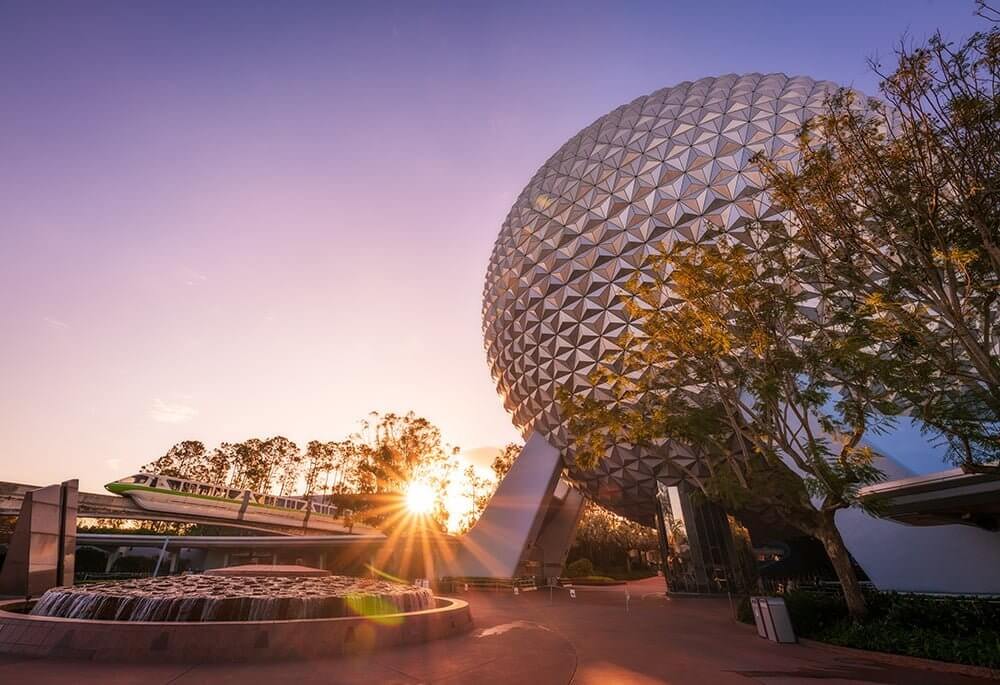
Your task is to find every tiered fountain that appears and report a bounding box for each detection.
[30,574,435,622]
[0,568,471,662]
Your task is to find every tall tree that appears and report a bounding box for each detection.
[354,411,453,494]
[570,501,658,573]
[452,464,495,534]
[756,7,1000,469]
[259,436,301,496]
[206,443,236,485]
[142,441,210,480]
[491,442,522,480]
[231,438,267,491]
[303,440,334,497]
[561,241,889,619]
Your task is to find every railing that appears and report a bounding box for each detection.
[442,576,539,592]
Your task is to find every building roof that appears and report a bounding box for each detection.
[858,468,1000,531]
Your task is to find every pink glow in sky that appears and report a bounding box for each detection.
[0,1,978,490]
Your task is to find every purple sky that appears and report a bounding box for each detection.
[0,0,982,490]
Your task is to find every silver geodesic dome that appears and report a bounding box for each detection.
[482,73,842,523]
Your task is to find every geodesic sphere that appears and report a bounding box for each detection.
[482,74,841,524]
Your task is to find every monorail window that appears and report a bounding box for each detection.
[228,489,242,499]
[122,475,147,484]
[167,479,181,490]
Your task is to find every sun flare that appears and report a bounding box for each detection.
[405,480,435,515]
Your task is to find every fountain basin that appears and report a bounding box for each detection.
[29,574,433,622]
[0,594,472,662]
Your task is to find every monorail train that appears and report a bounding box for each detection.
[105,473,356,533]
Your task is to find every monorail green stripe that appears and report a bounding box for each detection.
[106,483,332,516]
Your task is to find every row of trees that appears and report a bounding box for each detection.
[141,413,525,534]
[142,412,456,520]
[568,502,659,574]
[563,10,999,620]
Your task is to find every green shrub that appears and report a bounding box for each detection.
[783,590,849,635]
[779,590,1000,669]
[735,596,754,624]
[565,558,595,578]
[568,575,619,585]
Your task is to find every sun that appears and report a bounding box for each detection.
[405,480,435,515]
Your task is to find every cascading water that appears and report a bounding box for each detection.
[30,575,434,622]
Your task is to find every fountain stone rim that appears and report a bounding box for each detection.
[0,595,468,624]
[0,595,474,662]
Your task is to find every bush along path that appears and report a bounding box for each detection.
[739,590,1000,669]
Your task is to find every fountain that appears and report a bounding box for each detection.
[30,574,434,622]
[0,570,472,661]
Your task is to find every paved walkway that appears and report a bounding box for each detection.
[0,577,994,684]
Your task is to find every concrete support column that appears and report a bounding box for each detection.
[446,431,565,580]
[0,480,78,597]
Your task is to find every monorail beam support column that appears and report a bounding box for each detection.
[0,480,78,597]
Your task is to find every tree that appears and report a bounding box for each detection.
[302,440,334,496]
[756,6,1000,469]
[451,464,495,534]
[328,440,374,494]
[491,442,522,480]
[206,443,236,484]
[142,441,210,480]
[569,501,658,574]
[259,436,301,496]
[561,240,889,619]
[353,411,454,494]
[230,438,267,491]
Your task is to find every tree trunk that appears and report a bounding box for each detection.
[815,513,867,621]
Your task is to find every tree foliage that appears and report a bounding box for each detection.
[569,501,658,574]
[560,239,887,618]
[137,411,477,533]
[559,9,1000,619]
[490,442,521,480]
[353,411,456,495]
[756,6,1000,468]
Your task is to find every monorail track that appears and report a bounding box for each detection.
[0,481,377,537]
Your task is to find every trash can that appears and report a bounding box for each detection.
[750,597,768,638]
[751,597,796,644]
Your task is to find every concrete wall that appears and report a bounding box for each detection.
[527,481,587,581]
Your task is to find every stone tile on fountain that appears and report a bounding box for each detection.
[3,623,27,645]
[23,623,52,645]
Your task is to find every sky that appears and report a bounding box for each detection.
[0,0,985,491]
